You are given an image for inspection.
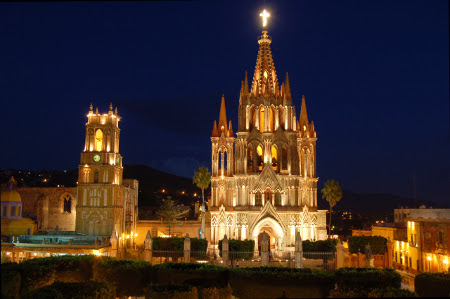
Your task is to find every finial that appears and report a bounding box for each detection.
[109,102,113,111]
[114,107,118,115]
[260,9,270,28]
[95,107,98,114]
[89,103,93,111]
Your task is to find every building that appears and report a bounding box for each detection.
[1,177,36,239]
[1,104,139,261]
[76,103,139,240]
[209,15,327,256]
[393,207,450,273]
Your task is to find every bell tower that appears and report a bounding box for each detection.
[75,103,124,236]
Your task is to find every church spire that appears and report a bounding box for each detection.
[250,23,279,96]
[299,95,309,131]
[218,94,228,134]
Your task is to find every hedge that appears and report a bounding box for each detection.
[152,263,228,286]
[303,239,337,252]
[415,271,450,297]
[230,267,335,298]
[93,259,152,296]
[348,236,387,255]
[152,237,208,252]
[144,284,198,299]
[1,265,21,298]
[22,281,115,299]
[335,267,401,291]
[329,288,416,298]
[218,239,255,259]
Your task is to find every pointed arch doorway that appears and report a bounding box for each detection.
[252,217,285,257]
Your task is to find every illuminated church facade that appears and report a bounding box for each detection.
[210,18,327,255]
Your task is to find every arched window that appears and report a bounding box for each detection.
[259,106,265,133]
[252,107,256,129]
[271,146,278,172]
[224,151,227,171]
[247,148,253,171]
[94,170,99,183]
[63,195,72,213]
[275,192,282,206]
[256,145,263,171]
[255,192,262,206]
[265,189,272,205]
[10,206,16,217]
[281,147,288,170]
[218,152,222,171]
[95,129,103,151]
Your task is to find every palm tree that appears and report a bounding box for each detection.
[321,179,343,237]
[156,197,185,237]
[193,166,211,239]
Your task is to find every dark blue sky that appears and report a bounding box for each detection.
[1,1,448,203]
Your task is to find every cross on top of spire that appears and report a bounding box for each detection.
[260,9,270,28]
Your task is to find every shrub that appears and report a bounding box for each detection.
[330,288,416,298]
[19,257,56,294]
[415,271,450,297]
[1,266,21,299]
[152,237,207,251]
[218,239,255,259]
[335,267,401,291]
[22,281,115,299]
[144,284,198,299]
[230,267,335,298]
[153,263,228,286]
[93,259,152,296]
[52,255,98,282]
[348,236,387,255]
[303,239,337,252]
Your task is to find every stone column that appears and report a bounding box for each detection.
[144,230,153,263]
[294,232,303,268]
[386,239,393,268]
[222,234,229,267]
[184,234,191,263]
[254,235,259,257]
[261,232,269,267]
[336,240,344,270]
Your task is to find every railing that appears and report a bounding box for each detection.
[152,250,183,264]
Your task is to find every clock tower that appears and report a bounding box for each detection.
[75,103,127,237]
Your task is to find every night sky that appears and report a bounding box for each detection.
[1,1,448,203]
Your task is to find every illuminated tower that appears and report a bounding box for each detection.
[209,10,327,256]
[76,103,137,240]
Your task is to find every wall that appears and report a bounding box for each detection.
[17,187,77,231]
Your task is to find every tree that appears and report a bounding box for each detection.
[155,197,185,237]
[321,179,343,237]
[193,166,211,239]
[192,166,211,206]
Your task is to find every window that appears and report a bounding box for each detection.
[18,206,21,217]
[95,129,103,151]
[2,206,6,217]
[255,192,262,206]
[27,227,31,235]
[271,146,278,172]
[63,195,72,213]
[247,148,253,170]
[281,148,287,170]
[409,257,412,268]
[256,145,263,171]
[265,190,272,205]
[94,171,99,183]
[395,252,398,262]
[259,106,264,132]
[438,231,443,244]
[275,193,282,206]
[10,206,16,217]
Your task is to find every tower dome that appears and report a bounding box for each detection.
[1,177,22,203]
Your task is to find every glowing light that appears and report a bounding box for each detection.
[444,259,448,264]
[264,71,268,79]
[427,256,432,261]
[134,233,138,237]
[162,189,165,193]
[260,9,270,27]
[126,235,130,239]
[194,193,197,197]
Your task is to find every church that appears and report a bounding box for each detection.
[209,11,327,256]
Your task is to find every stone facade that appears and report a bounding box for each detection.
[16,187,77,231]
[75,104,138,239]
[209,27,327,256]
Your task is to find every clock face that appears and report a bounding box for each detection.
[93,155,101,162]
